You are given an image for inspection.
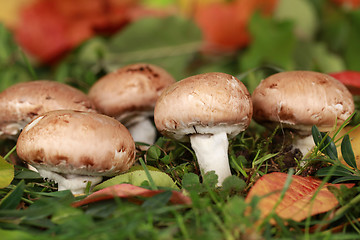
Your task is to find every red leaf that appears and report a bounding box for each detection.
[13,0,169,63]
[329,71,360,95]
[245,172,354,222]
[72,184,192,207]
[194,0,278,52]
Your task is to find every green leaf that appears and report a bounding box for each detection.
[312,126,338,160]
[181,173,202,193]
[106,16,202,80]
[202,171,218,188]
[0,156,14,188]
[316,166,353,177]
[274,0,318,40]
[160,154,171,164]
[239,13,296,72]
[322,135,338,161]
[310,42,345,72]
[312,125,323,146]
[93,169,178,191]
[220,176,246,199]
[146,145,162,161]
[341,134,357,169]
[14,168,42,179]
[331,176,360,184]
[0,180,25,210]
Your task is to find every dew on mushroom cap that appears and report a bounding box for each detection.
[251,70,355,157]
[16,110,136,194]
[0,80,97,139]
[154,72,253,185]
[88,63,176,145]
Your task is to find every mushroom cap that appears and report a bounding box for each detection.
[0,80,96,138]
[88,63,176,123]
[154,72,253,142]
[16,110,136,176]
[252,71,354,134]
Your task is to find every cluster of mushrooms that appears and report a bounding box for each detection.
[0,64,354,194]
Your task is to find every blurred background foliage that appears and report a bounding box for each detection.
[0,0,359,93]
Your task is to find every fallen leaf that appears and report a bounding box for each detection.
[72,183,191,207]
[329,71,360,95]
[92,167,178,191]
[245,172,354,222]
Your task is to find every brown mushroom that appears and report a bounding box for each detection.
[16,110,136,194]
[88,63,176,145]
[252,70,354,157]
[154,72,253,185]
[0,80,96,139]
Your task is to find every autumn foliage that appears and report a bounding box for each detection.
[13,0,167,63]
[245,172,354,222]
[12,0,279,64]
[193,0,278,51]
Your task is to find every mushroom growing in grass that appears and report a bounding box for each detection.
[154,72,253,185]
[0,80,96,140]
[252,70,354,157]
[88,63,176,145]
[16,110,136,194]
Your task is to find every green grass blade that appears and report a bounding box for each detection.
[3,145,16,160]
[139,158,158,190]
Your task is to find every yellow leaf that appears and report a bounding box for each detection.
[0,156,14,188]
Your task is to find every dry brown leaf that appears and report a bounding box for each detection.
[245,172,354,222]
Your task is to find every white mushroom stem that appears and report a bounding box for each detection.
[292,134,315,158]
[189,131,231,186]
[126,117,157,146]
[37,168,103,195]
